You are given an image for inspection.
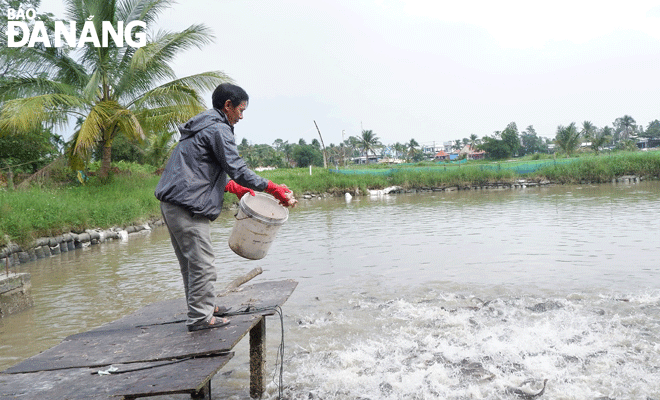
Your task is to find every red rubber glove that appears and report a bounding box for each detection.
[265,181,292,207]
[225,180,255,199]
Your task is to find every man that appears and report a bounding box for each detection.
[155,83,296,332]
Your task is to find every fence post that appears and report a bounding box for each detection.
[6,164,14,191]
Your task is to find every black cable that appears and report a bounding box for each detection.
[92,356,193,375]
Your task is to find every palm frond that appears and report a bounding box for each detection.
[130,83,201,109]
[0,93,87,131]
[136,103,205,134]
[116,24,216,97]
[118,0,177,26]
[110,107,145,142]
[163,71,232,94]
[74,101,114,154]
[126,71,230,109]
[82,69,104,101]
[65,129,89,171]
[0,77,78,101]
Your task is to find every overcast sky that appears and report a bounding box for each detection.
[38,0,660,148]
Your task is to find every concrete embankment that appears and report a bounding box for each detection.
[0,273,33,317]
[1,219,165,268]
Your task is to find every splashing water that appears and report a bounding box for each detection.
[274,288,660,400]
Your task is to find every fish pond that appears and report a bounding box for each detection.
[2,180,660,399]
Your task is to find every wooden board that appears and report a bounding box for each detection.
[3,314,257,373]
[3,279,298,375]
[0,354,233,399]
[87,279,297,332]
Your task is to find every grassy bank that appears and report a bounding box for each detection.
[1,174,163,247]
[538,152,660,183]
[267,151,660,191]
[2,151,660,247]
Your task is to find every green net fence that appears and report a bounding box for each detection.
[329,158,576,176]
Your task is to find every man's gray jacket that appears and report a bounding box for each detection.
[155,108,268,220]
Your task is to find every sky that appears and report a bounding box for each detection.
[37,0,660,149]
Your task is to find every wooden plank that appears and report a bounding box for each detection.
[114,353,233,398]
[90,279,297,332]
[3,312,256,374]
[2,280,298,374]
[0,354,233,400]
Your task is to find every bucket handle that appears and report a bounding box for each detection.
[234,211,250,221]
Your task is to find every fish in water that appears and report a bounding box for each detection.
[506,379,548,399]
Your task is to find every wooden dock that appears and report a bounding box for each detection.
[0,279,298,399]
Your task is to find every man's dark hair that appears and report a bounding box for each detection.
[212,83,249,109]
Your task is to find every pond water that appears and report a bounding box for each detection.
[2,180,660,399]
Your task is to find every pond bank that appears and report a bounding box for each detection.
[1,219,164,268]
[1,174,648,267]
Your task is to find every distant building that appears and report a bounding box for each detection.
[459,145,486,160]
[434,151,450,161]
[352,154,380,164]
[637,138,660,150]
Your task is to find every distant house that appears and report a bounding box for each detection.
[459,145,486,160]
[434,150,449,161]
[638,138,660,150]
[352,154,380,164]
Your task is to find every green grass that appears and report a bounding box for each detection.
[263,152,660,190]
[260,167,389,195]
[0,174,164,247]
[537,152,660,183]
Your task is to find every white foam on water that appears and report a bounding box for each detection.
[271,289,660,400]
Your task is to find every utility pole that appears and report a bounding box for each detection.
[314,120,328,169]
[342,130,346,167]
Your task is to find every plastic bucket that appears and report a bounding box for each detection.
[228,193,289,260]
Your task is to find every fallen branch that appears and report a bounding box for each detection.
[218,267,263,297]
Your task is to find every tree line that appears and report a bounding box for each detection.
[225,115,660,169]
[474,116,659,160]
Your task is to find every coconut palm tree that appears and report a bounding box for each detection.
[406,138,419,162]
[393,142,406,161]
[581,121,596,141]
[590,127,612,155]
[358,129,381,164]
[469,134,479,148]
[614,115,636,142]
[555,122,580,157]
[0,0,229,178]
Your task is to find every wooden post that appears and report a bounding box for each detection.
[249,317,266,398]
[191,380,211,400]
[314,120,328,169]
[6,165,14,191]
